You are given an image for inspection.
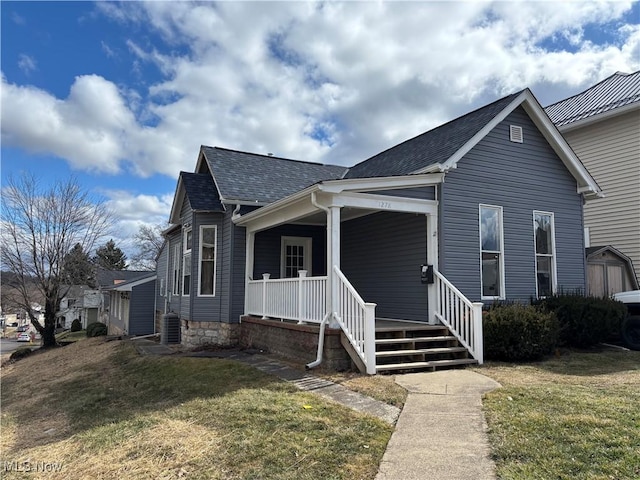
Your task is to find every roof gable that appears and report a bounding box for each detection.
[545,70,640,129]
[169,172,225,224]
[200,146,348,205]
[345,92,521,179]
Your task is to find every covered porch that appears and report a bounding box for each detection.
[234,174,483,374]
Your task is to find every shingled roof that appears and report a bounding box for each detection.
[201,146,348,205]
[180,172,224,212]
[345,91,521,179]
[545,70,640,128]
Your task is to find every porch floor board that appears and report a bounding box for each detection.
[375,318,444,332]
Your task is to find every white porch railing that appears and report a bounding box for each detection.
[246,272,327,323]
[434,270,484,364]
[333,266,377,374]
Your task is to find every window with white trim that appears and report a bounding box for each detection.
[198,225,217,296]
[172,243,181,296]
[534,211,556,297]
[281,236,312,278]
[479,205,505,299]
[182,228,192,296]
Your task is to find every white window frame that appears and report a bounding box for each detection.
[198,225,217,297]
[280,236,312,278]
[479,204,506,301]
[533,211,557,298]
[172,243,181,296]
[182,228,192,297]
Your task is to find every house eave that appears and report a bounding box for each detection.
[556,101,640,133]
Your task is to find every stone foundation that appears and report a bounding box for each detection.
[239,316,353,371]
[180,320,240,348]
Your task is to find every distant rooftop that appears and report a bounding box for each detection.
[545,71,640,128]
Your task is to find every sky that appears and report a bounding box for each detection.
[2,1,639,264]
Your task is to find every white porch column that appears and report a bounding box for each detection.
[244,231,255,316]
[427,211,439,325]
[327,205,341,328]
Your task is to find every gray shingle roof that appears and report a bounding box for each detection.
[96,269,153,287]
[181,172,224,212]
[345,92,522,179]
[201,146,348,204]
[545,71,640,127]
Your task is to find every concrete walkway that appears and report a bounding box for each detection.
[376,370,501,480]
[133,339,500,479]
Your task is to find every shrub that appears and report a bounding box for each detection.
[86,322,108,338]
[535,294,626,348]
[70,319,82,332]
[10,347,34,361]
[483,303,558,362]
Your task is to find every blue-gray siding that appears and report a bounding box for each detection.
[341,212,429,321]
[439,106,586,302]
[179,197,193,319]
[253,225,326,279]
[155,241,169,314]
[130,280,156,336]
[230,223,246,323]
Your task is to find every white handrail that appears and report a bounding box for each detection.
[434,270,483,364]
[333,266,377,374]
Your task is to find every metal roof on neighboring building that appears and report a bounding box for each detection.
[545,71,640,128]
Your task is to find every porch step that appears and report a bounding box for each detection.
[375,335,456,345]
[376,358,478,372]
[376,346,468,357]
[373,320,476,373]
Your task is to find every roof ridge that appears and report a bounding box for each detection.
[202,145,346,169]
[347,89,523,174]
[545,70,640,109]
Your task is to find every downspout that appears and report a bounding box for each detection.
[306,312,331,370]
[306,191,332,370]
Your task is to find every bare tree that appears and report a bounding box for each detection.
[1,173,111,347]
[130,223,166,270]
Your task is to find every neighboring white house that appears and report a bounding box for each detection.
[57,286,102,329]
[546,70,640,291]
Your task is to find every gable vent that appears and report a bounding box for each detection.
[510,125,523,143]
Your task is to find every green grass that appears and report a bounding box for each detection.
[1,338,392,480]
[476,349,640,480]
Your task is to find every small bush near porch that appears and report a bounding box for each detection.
[476,349,640,479]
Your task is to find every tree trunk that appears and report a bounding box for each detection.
[38,299,59,348]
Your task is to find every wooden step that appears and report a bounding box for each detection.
[376,346,468,357]
[375,335,456,345]
[376,358,478,372]
[375,324,447,333]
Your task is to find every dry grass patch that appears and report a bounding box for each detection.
[320,371,407,408]
[1,338,392,480]
[475,349,640,480]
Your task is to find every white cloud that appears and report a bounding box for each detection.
[2,0,639,181]
[17,54,37,75]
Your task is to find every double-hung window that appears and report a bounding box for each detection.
[479,205,505,299]
[172,243,181,296]
[534,211,556,297]
[182,228,192,296]
[198,226,217,296]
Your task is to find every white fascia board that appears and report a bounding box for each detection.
[318,173,445,193]
[109,275,157,292]
[330,191,438,215]
[233,185,321,230]
[521,96,603,198]
[168,176,186,224]
[557,102,640,133]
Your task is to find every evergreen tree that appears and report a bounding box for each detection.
[94,239,128,270]
[62,243,96,287]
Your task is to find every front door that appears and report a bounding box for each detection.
[281,236,312,278]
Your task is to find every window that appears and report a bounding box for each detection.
[479,205,505,299]
[198,226,217,296]
[534,211,556,297]
[182,228,192,296]
[172,244,181,295]
[280,237,312,278]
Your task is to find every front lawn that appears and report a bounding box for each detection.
[0,338,392,480]
[477,349,640,480]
